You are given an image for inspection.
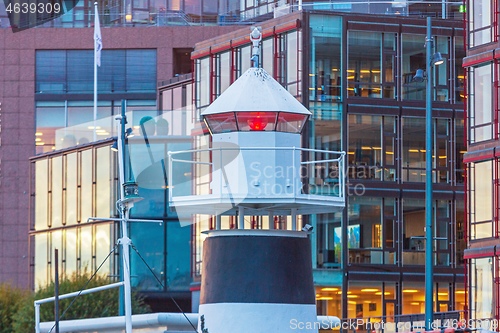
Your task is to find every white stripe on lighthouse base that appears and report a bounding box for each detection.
[198,303,321,332]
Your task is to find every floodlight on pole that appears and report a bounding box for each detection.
[432,52,444,66]
[111,140,119,152]
[413,69,425,83]
[413,52,443,83]
[126,127,135,138]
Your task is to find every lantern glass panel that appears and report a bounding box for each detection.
[204,113,238,134]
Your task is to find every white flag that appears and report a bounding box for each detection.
[94,4,102,67]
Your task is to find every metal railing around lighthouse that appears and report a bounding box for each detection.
[168,146,346,205]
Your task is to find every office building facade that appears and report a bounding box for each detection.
[0,0,467,318]
[0,0,463,29]
[190,10,466,319]
[464,0,500,325]
[0,24,238,300]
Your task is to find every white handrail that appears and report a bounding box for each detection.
[35,281,124,333]
[168,146,345,155]
[37,313,340,332]
[168,146,346,201]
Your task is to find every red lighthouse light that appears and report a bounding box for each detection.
[235,111,277,131]
[247,113,268,131]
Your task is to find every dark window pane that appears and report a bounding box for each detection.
[36,49,156,94]
[402,117,426,182]
[100,50,126,92]
[36,51,66,93]
[67,50,94,93]
[470,64,493,143]
[166,222,191,290]
[130,222,164,291]
[310,15,342,103]
[126,50,157,92]
[402,34,426,100]
[348,31,382,98]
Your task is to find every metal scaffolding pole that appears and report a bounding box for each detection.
[425,16,434,331]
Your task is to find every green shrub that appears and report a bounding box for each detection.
[0,284,29,333]
[9,271,150,332]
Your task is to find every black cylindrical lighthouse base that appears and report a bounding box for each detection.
[198,229,318,332]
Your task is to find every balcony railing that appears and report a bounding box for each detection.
[1,0,462,29]
[339,311,465,333]
[168,146,346,216]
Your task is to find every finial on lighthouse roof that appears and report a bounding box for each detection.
[250,27,262,68]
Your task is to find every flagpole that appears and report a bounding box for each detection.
[93,1,98,142]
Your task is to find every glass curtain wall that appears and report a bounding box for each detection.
[36,50,157,94]
[309,14,342,113]
[35,50,157,153]
[469,257,494,321]
[348,197,396,265]
[309,16,343,272]
[402,117,453,183]
[469,64,494,144]
[32,144,118,287]
[401,34,449,101]
[468,160,494,240]
[347,31,396,99]
[31,141,193,291]
[468,0,494,47]
[348,114,397,181]
[35,100,157,154]
[194,28,300,112]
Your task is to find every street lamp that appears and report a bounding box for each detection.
[432,52,444,66]
[412,17,444,331]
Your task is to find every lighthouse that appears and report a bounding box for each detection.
[168,28,345,333]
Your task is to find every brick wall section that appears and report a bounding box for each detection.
[0,25,240,289]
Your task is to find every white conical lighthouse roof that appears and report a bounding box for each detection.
[201,67,312,116]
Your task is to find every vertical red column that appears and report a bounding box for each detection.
[210,54,216,103]
[296,28,301,100]
[274,33,281,83]
[494,60,499,140]
[495,158,499,239]
[230,47,236,84]
[494,0,499,42]
[191,216,196,277]
[463,0,468,50]
[209,216,215,230]
[495,256,500,325]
